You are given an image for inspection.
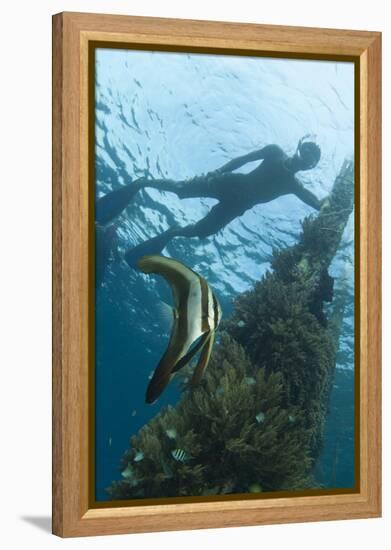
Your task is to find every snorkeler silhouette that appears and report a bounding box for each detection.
[96,137,323,267]
[123,137,323,266]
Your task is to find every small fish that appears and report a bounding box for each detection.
[237,320,246,328]
[248,483,262,493]
[131,410,137,417]
[138,255,222,403]
[255,412,265,424]
[288,415,296,423]
[165,428,177,440]
[121,464,134,479]
[121,465,140,487]
[171,448,189,463]
[244,376,256,385]
[108,436,112,447]
[133,451,144,462]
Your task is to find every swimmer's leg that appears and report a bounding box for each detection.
[124,203,235,268]
[95,175,202,225]
[97,171,227,225]
[124,227,181,268]
[140,175,220,200]
[179,202,237,238]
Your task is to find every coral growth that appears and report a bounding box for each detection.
[226,160,354,458]
[108,161,354,499]
[225,272,336,458]
[108,335,314,499]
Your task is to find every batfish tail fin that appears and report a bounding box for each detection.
[191,331,215,386]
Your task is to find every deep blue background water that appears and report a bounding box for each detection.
[94,49,355,500]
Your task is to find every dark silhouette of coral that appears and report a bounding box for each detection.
[108,160,354,499]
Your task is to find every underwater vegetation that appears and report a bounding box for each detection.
[108,335,314,498]
[108,160,354,499]
[226,160,354,459]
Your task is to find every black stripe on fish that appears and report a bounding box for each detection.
[171,449,188,462]
[171,332,210,374]
[191,331,214,386]
[212,292,220,329]
[199,276,210,333]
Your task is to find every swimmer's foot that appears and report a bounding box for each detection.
[124,227,179,269]
[95,178,146,225]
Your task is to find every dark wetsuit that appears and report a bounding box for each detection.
[94,143,322,267]
[132,144,322,241]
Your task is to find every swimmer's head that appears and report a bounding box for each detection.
[287,139,321,173]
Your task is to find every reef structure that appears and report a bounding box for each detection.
[108,160,355,499]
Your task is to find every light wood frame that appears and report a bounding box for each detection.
[52,11,381,538]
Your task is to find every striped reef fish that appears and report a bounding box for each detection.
[137,255,222,404]
[171,448,189,463]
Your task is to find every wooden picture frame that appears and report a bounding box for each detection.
[52,11,381,538]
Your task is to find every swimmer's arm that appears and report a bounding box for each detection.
[293,182,322,211]
[217,145,281,174]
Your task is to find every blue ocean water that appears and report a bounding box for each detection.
[94,49,355,501]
